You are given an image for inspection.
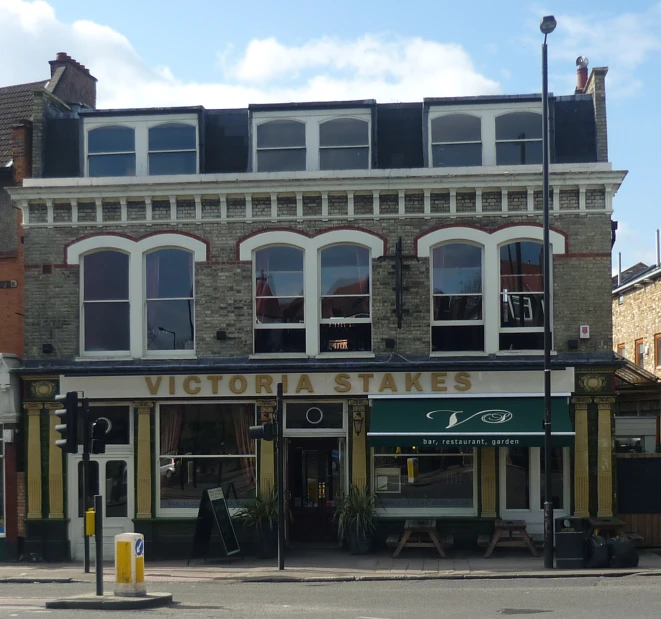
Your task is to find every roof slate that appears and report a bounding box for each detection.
[0,80,46,167]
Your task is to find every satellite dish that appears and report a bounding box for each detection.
[576,56,589,69]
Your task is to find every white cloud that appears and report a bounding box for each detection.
[0,0,501,109]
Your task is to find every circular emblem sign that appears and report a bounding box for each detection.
[305,407,324,425]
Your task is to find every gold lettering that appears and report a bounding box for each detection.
[431,372,448,392]
[207,375,223,394]
[405,373,423,392]
[282,375,289,393]
[295,374,314,393]
[183,376,201,395]
[256,375,273,394]
[379,373,398,392]
[229,375,247,394]
[358,373,374,392]
[145,376,162,396]
[334,373,351,393]
[454,372,472,392]
[169,376,176,395]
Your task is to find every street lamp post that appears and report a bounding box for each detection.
[540,14,557,570]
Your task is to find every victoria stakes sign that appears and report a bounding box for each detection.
[60,368,575,400]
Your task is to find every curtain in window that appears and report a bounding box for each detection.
[160,404,184,455]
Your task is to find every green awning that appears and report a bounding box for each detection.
[368,397,573,448]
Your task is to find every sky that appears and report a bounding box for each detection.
[1,0,660,273]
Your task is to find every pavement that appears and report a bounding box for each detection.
[3,546,661,586]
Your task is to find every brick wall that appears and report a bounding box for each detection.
[22,208,614,360]
[49,53,97,109]
[586,67,609,163]
[613,279,661,376]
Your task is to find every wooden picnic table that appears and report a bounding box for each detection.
[392,519,446,558]
[484,519,538,558]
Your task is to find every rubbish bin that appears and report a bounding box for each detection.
[555,517,587,569]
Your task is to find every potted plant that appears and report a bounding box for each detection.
[236,486,279,559]
[334,483,377,554]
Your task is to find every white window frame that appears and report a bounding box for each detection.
[430,241,485,353]
[251,108,372,173]
[283,400,348,438]
[430,113,483,167]
[499,446,570,534]
[239,229,385,357]
[371,447,478,518]
[154,400,257,518]
[427,102,543,168]
[253,245,306,355]
[83,114,199,177]
[416,225,566,355]
[495,111,543,166]
[67,233,207,359]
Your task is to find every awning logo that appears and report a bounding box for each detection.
[425,409,513,429]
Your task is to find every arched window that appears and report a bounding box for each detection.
[430,114,482,167]
[431,243,484,352]
[319,245,371,353]
[87,126,135,177]
[319,118,369,170]
[82,250,130,351]
[256,120,306,172]
[148,123,197,175]
[496,112,543,165]
[499,241,545,350]
[145,249,195,351]
[254,246,305,353]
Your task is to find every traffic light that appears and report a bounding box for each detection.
[91,417,112,454]
[249,422,275,441]
[54,391,79,454]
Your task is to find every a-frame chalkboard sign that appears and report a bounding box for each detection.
[188,487,240,564]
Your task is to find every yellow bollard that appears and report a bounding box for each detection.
[84,509,95,537]
[114,533,146,597]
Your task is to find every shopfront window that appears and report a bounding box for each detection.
[505,447,529,510]
[158,403,256,511]
[373,446,475,509]
[540,447,564,510]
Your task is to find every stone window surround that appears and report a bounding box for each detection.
[416,225,567,355]
[239,228,386,358]
[427,101,543,168]
[83,113,200,178]
[66,233,208,360]
[251,108,372,173]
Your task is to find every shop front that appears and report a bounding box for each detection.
[19,364,616,559]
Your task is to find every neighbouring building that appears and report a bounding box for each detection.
[0,53,96,560]
[8,58,627,561]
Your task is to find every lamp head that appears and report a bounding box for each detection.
[540,15,557,35]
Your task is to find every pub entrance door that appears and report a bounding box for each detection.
[287,438,342,542]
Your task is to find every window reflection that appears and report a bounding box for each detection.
[106,461,128,517]
[257,120,306,172]
[319,118,369,171]
[431,114,482,167]
[495,112,543,165]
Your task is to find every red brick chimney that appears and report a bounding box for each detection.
[575,56,589,93]
[48,52,97,109]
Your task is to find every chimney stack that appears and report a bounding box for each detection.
[48,52,97,109]
[575,56,589,93]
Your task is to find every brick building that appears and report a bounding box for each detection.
[0,53,96,560]
[8,60,627,561]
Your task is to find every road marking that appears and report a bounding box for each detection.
[356,616,392,619]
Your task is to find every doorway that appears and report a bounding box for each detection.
[287,438,342,542]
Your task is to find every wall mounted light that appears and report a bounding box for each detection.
[352,410,365,436]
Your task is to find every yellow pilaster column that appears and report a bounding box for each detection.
[480,447,497,518]
[134,402,153,519]
[572,397,591,518]
[349,399,367,488]
[596,397,615,518]
[45,403,65,518]
[25,403,43,520]
[257,400,276,492]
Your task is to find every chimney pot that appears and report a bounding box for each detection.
[576,56,589,92]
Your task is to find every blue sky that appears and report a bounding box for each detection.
[1,0,660,271]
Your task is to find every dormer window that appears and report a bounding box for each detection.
[495,112,543,165]
[84,114,199,177]
[256,120,306,172]
[148,123,197,175]
[319,118,369,170]
[430,114,482,167]
[87,126,136,177]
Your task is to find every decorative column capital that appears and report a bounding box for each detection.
[133,401,154,414]
[571,397,593,407]
[348,398,368,409]
[594,397,616,408]
[23,403,43,415]
[44,402,64,411]
[257,400,277,422]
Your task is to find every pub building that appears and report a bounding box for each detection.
[9,61,626,560]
